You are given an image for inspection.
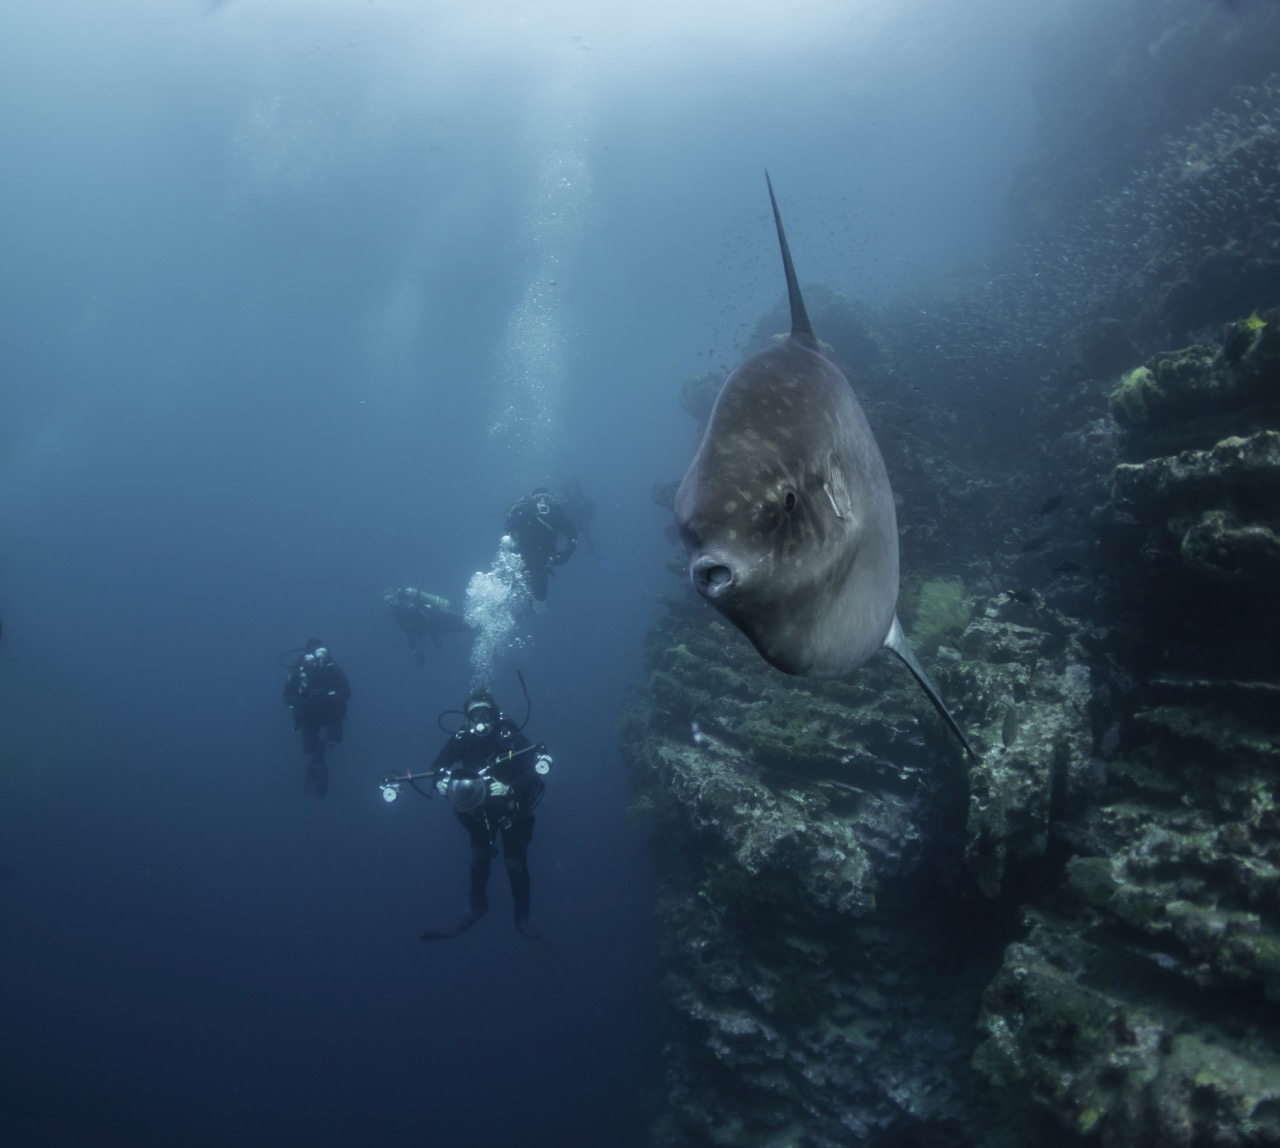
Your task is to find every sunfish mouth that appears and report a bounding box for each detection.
[690,555,735,598]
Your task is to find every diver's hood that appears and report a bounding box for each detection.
[447,772,488,813]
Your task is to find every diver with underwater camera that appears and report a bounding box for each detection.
[380,685,552,944]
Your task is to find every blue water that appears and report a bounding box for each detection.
[0,1,1076,1144]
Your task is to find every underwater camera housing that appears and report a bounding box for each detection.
[445,770,488,812]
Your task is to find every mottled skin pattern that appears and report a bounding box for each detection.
[674,176,976,761]
[675,334,898,678]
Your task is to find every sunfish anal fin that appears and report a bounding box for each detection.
[883,616,979,763]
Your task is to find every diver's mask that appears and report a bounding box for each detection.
[535,497,550,516]
[466,704,495,737]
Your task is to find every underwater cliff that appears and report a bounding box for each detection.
[624,7,1280,1142]
[625,303,1280,1148]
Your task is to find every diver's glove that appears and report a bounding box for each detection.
[534,754,552,776]
[435,776,449,796]
[488,779,511,797]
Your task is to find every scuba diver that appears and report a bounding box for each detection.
[383,586,472,666]
[281,638,352,798]
[414,688,552,942]
[503,486,577,604]
[558,477,597,557]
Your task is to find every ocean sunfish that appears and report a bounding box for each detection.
[674,173,976,761]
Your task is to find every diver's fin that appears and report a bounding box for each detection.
[517,919,562,962]
[526,936,562,963]
[883,615,979,762]
[420,902,488,942]
[516,918,541,942]
[304,761,328,798]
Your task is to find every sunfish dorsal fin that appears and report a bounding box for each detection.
[883,616,979,762]
[765,171,815,346]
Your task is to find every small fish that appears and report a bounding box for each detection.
[1037,494,1063,516]
[1052,559,1084,574]
[1004,588,1039,606]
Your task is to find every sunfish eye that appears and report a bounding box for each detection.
[784,491,797,513]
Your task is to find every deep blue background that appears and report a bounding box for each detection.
[0,1,1100,1144]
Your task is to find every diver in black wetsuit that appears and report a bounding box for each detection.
[383,587,472,665]
[503,487,577,604]
[421,689,552,942]
[281,639,352,797]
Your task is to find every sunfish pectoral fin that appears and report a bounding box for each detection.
[883,615,979,763]
[824,453,853,520]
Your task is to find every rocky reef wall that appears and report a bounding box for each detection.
[625,299,1280,1146]
[971,307,1280,1148]
[624,7,1280,1142]
[621,577,1097,1146]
